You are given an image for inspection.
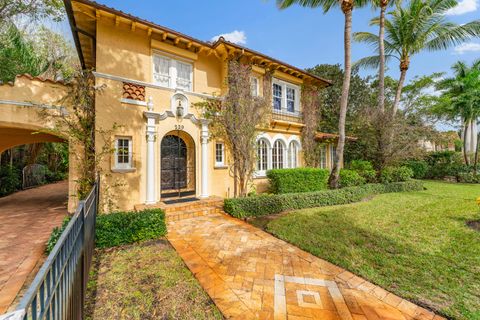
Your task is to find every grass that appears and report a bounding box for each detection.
[252,181,480,320]
[85,239,223,320]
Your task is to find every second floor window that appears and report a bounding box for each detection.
[153,53,193,91]
[272,79,299,113]
[286,87,295,112]
[251,77,259,96]
[273,83,282,110]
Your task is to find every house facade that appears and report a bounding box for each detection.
[65,0,338,211]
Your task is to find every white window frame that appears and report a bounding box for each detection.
[215,142,225,167]
[251,76,260,97]
[319,145,327,169]
[152,52,193,91]
[272,78,300,114]
[288,141,299,168]
[256,138,270,176]
[272,140,286,169]
[272,82,282,111]
[330,144,337,169]
[114,137,133,170]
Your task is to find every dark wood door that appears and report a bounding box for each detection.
[161,135,187,190]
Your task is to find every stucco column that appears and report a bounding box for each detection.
[200,120,209,198]
[145,98,156,204]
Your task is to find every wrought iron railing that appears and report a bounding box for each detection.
[271,109,303,123]
[0,179,99,320]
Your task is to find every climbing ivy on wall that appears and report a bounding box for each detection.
[301,83,322,167]
[196,59,271,197]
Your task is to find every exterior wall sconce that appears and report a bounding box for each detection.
[176,98,184,118]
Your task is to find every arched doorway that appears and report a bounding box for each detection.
[160,131,195,199]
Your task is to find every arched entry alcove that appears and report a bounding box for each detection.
[160,130,196,199]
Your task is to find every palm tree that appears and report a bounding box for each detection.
[375,0,392,113]
[354,0,480,117]
[277,0,369,188]
[433,60,480,166]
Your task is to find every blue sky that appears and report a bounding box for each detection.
[73,0,480,82]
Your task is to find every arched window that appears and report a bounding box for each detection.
[256,139,268,172]
[272,140,285,169]
[288,141,299,168]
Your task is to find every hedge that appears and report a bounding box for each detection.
[96,209,166,248]
[339,169,366,187]
[224,180,424,218]
[379,166,413,183]
[267,168,329,194]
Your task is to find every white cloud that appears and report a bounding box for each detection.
[446,0,478,15]
[211,30,247,45]
[454,42,480,54]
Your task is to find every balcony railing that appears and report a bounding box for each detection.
[271,109,303,124]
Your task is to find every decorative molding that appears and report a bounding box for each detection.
[0,99,60,109]
[111,168,136,173]
[120,98,147,106]
[93,71,219,100]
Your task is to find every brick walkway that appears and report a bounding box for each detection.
[168,213,443,320]
[0,181,68,313]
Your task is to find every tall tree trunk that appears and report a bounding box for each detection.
[329,4,353,189]
[392,60,409,116]
[463,121,470,166]
[378,2,387,113]
[474,132,479,173]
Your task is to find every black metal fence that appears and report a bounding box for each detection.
[0,180,99,320]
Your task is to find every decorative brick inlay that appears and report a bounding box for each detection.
[122,82,145,101]
[167,212,445,320]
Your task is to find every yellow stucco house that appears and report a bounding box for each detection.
[0,0,340,212]
[62,0,337,211]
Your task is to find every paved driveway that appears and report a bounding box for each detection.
[168,213,443,320]
[0,181,68,313]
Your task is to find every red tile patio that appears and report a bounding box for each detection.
[167,212,444,320]
[0,181,68,313]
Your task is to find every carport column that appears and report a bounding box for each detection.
[200,120,209,198]
[145,98,156,204]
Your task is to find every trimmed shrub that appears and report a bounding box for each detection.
[380,166,413,183]
[224,180,424,218]
[96,209,166,248]
[347,160,376,183]
[457,172,480,183]
[267,168,329,194]
[339,169,366,187]
[403,160,429,179]
[425,151,468,179]
[45,215,72,254]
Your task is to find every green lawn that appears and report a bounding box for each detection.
[85,239,223,320]
[254,181,480,320]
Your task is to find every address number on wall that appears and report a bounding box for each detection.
[174,125,184,130]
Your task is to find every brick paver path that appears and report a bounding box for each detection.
[168,213,443,320]
[0,181,68,313]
